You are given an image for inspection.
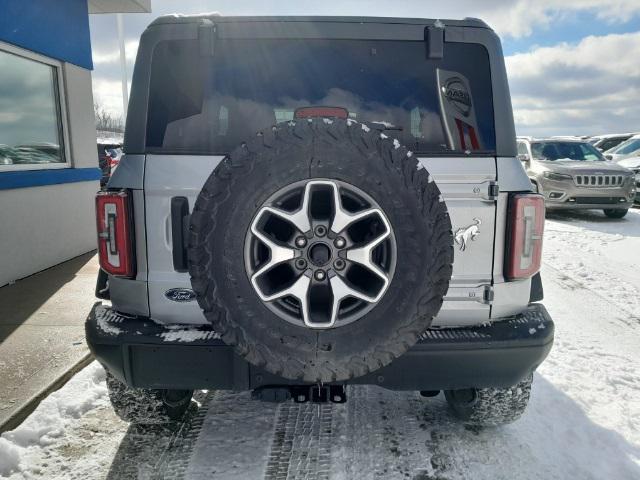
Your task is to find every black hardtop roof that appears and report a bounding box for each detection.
[149,14,491,30]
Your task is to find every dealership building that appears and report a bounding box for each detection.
[0,0,150,286]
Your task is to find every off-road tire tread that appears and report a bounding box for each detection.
[188,119,453,382]
[444,374,533,427]
[106,372,192,424]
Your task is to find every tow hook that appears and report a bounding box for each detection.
[251,385,347,404]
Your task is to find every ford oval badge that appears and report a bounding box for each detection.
[165,288,196,302]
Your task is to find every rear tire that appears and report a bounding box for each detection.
[105,372,193,424]
[603,208,628,218]
[444,374,533,427]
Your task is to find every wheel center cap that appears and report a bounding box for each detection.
[309,243,331,267]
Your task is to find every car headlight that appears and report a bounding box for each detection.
[543,172,572,181]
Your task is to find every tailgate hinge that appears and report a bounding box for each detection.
[488,181,499,201]
[444,284,494,304]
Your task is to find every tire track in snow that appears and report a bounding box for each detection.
[264,402,333,480]
[105,391,218,479]
[332,386,451,479]
[152,390,219,479]
[182,390,279,479]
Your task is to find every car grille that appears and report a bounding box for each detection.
[574,174,624,187]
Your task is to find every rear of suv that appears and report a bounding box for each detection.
[87,15,554,427]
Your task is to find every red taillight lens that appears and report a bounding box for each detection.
[96,190,134,277]
[505,193,545,281]
[294,106,348,119]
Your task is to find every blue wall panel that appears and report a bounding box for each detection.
[0,0,92,69]
[0,168,101,190]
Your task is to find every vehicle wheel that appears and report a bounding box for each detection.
[188,118,453,383]
[444,374,533,427]
[105,372,193,424]
[603,208,628,218]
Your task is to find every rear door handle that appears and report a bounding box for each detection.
[171,197,190,272]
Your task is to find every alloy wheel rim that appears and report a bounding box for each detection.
[244,179,396,329]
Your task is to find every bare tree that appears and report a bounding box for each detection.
[94,100,124,133]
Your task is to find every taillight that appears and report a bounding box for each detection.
[96,190,134,277]
[505,193,545,281]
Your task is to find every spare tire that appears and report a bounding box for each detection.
[188,118,453,383]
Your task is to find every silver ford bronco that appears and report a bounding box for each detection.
[87,15,553,427]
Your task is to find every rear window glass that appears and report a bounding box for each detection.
[146,38,495,155]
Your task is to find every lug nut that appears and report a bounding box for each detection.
[295,258,307,270]
[295,236,307,248]
[314,225,327,237]
[334,236,346,248]
[314,270,326,281]
[333,259,345,271]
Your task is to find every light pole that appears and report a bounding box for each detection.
[116,13,128,121]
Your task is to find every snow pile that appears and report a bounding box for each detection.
[0,439,19,477]
[0,362,108,478]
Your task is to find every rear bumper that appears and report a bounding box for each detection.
[86,303,554,391]
[546,200,633,210]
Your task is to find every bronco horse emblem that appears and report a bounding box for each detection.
[454,218,481,251]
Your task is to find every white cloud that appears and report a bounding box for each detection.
[506,31,640,135]
[88,0,640,134]
[92,40,139,66]
[481,0,640,37]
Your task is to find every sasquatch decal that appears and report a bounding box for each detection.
[437,69,483,151]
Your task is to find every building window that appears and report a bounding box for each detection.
[0,44,69,171]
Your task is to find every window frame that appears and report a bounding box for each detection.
[0,41,71,173]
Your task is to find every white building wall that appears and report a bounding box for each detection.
[0,182,97,286]
[0,62,99,287]
[65,63,100,170]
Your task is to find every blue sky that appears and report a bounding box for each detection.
[89,0,640,137]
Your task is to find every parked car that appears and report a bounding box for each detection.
[618,156,640,204]
[0,144,14,165]
[87,14,554,428]
[517,137,635,218]
[12,143,62,164]
[588,133,636,152]
[97,133,123,187]
[603,133,640,162]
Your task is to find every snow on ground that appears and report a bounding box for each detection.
[1,208,639,480]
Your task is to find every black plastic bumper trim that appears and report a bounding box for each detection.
[86,302,554,391]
